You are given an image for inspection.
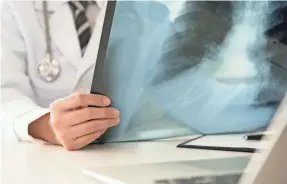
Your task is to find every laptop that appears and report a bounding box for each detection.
[84,93,287,184]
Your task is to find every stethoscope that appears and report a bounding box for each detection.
[37,1,61,82]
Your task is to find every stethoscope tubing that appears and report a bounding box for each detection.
[42,0,53,60]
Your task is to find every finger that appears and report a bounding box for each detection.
[71,118,120,137]
[67,107,120,125]
[51,93,111,111]
[70,130,106,150]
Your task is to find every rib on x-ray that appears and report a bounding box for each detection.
[91,1,287,143]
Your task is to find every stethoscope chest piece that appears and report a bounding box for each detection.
[38,54,61,82]
[37,1,61,83]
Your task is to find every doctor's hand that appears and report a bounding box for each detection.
[28,93,120,150]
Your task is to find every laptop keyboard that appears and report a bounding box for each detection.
[155,173,242,184]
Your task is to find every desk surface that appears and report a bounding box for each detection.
[1,137,249,184]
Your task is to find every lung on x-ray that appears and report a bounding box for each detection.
[91,1,287,143]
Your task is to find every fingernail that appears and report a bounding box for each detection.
[103,97,110,105]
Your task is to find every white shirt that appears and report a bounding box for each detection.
[0,0,106,143]
[86,2,100,32]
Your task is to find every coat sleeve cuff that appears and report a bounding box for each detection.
[13,107,50,144]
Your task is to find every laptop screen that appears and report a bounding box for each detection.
[91,1,287,143]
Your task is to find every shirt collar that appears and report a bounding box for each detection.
[95,0,106,9]
[33,0,106,12]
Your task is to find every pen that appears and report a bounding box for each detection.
[244,134,264,141]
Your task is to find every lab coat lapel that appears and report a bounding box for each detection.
[49,3,81,68]
[13,1,46,63]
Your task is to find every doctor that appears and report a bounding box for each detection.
[0,0,120,150]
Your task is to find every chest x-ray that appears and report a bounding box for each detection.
[91,1,287,143]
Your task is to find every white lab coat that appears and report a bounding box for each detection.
[0,0,107,142]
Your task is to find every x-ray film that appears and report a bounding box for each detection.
[91,1,287,143]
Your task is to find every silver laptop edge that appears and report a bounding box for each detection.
[238,93,287,184]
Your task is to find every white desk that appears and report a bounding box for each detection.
[1,137,249,184]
